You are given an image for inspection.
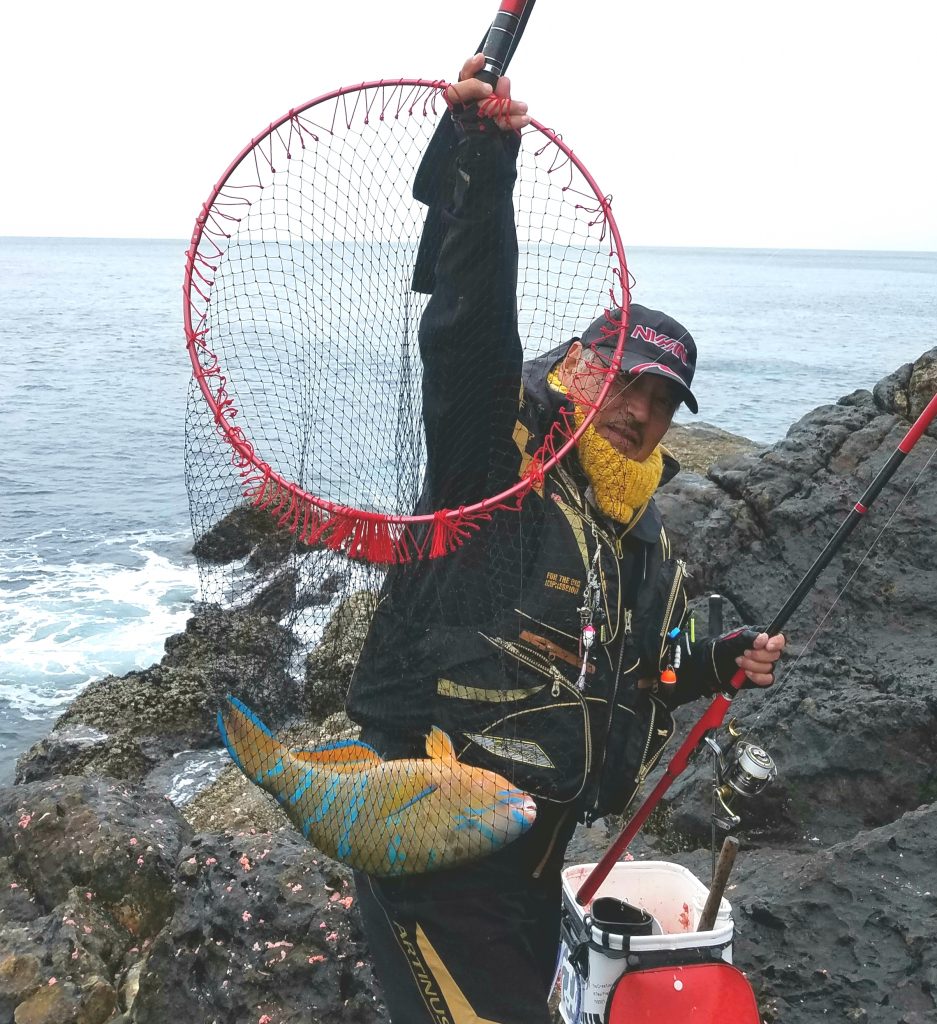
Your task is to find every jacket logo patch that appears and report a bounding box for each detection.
[545,571,581,595]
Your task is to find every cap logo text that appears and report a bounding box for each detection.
[631,325,688,365]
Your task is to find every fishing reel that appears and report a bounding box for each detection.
[704,720,777,830]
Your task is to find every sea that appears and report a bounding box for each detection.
[1,236,934,785]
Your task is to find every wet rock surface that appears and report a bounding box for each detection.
[3,350,935,1023]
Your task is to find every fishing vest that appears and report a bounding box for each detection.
[347,440,687,822]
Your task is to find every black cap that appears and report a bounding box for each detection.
[580,303,698,414]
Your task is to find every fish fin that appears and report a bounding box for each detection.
[290,739,382,769]
[424,726,456,761]
[218,695,285,784]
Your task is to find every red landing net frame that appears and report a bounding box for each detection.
[183,79,629,564]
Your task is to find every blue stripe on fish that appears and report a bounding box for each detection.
[289,768,318,806]
[510,808,531,826]
[301,775,344,835]
[387,834,406,867]
[336,776,369,861]
[226,695,275,738]
[387,783,438,817]
[453,810,499,845]
[264,757,285,779]
[217,711,244,772]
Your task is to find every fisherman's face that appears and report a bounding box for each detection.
[560,342,679,462]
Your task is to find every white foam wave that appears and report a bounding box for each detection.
[0,536,200,715]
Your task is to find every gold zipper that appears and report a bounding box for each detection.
[482,634,572,698]
[657,559,687,667]
[638,698,674,783]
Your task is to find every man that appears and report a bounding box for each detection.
[346,56,784,1024]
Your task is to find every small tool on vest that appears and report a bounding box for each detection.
[576,541,603,691]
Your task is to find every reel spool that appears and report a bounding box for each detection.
[705,723,778,830]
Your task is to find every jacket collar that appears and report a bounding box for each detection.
[522,341,680,546]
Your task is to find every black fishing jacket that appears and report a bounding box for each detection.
[346,121,715,822]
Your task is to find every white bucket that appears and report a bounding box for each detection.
[558,861,734,1024]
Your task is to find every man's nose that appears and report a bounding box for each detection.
[623,385,651,422]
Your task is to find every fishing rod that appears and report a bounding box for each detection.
[577,385,937,906]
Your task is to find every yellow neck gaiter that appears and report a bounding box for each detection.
[549,366,664,525]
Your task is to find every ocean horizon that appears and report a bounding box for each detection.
[1,235,935,784]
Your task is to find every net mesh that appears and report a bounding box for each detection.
[184,80,629,874]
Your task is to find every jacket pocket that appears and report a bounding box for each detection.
[442,635,593,805]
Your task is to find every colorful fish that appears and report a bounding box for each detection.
[217,696,537,876]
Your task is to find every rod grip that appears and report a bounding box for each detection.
[477,9,522,85]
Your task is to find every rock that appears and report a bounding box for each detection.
[13,727,109,786]
[304,591,379,721]
[12,980,81,1024]
[75,975,116,1024]
[246,567,298,619]
[727,801,937,1023]
[118,961,143,1017]
[652,350,937,850]
[180,765,291,835]
[0,778,191,1024]
[191,504,293,564]
[874,349,937,433]
[665,421,762,475]
[131,831,386,1024]
[0,954,42,1020]
[665,661,937,846]
[0,778,186,936]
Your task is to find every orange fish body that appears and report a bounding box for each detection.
[218,696,537,875]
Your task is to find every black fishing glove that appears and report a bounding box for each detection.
[700,627,766,694]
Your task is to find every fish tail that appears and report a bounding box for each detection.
[218,696,288,793]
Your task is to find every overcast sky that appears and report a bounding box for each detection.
[3,1,933,249]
